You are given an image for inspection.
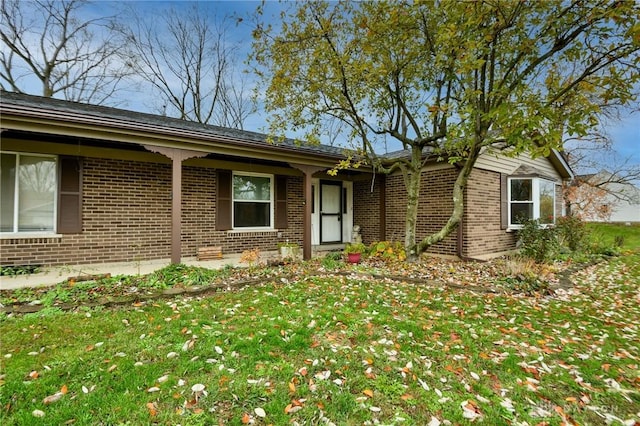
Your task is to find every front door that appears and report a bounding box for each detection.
[320,180,342,243]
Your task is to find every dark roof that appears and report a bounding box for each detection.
[0,90,346,159]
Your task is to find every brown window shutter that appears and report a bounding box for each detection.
[216,170,232,230]
[275,175,288,229]
[58,156,83,234]
[500,173,508,230]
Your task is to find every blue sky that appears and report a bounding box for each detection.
[8,0,640,169]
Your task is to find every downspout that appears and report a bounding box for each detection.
[457,214,464,260]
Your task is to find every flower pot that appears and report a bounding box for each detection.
[279,246,300,259]
[347,252,361,264]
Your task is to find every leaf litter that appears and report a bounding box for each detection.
[1,254,639,424]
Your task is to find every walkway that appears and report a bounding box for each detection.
[0,252,276,290]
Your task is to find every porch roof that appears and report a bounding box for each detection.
[0,91,345,168]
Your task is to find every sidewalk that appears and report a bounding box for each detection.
[0,252,280,290]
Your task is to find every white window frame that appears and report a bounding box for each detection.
[1,151,58,235]
[231,171,274,230]
[508,177,557,229]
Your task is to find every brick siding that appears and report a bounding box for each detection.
[462,168,516,257]
[382,167,518,258]
[353,178,382,244]
[385,169,459,256]
[1,157,304,267]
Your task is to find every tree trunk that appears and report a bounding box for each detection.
[404,167,421,259]
[404,146,424,261]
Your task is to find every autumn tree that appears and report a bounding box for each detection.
[563,116,640,209]
[252,0,640,258]
[122,3,254,128]
[0,0,130,104]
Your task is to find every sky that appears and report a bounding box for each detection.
[3,0,639,172]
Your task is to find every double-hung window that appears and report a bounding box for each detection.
[232,172,273,229]
[1,152,57,233]
[508,177,556,227]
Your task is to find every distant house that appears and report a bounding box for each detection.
[570,170,640,223]
[0,91,572,266]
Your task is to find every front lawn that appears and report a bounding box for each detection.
[1,252,638,425]
[587,222,640,251]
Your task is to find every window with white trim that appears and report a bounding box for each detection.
[1,152,57,233]
[508,177,556,227]
[232,172,273,229]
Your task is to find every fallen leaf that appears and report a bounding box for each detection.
[461,400,483,420]
[241,412,251,424]
[32,409,45,418]
[191,383,205,393]
[146,402,158,417]
[427,416,441,426]
[254,407,266,418]
[284,404,302,414]
[43,392,64,404]
[363,389,374,398]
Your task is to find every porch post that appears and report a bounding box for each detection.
[171,158,182,264]
[303,171,313,260]
[144,145,207,264]
[289,164,326,260]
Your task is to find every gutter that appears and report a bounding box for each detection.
[0,103,344,166]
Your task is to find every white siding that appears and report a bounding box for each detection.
[475,150,561,180]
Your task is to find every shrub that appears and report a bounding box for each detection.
[556,215,588,252]
[368,241,406,262]
[517,219,559,263]
[0,265,41,276]
[321,252,344,270]
[495,256,553,295]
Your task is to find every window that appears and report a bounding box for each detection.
[508,177,556,227]
[232,173,273,228]
[1,152,57,233]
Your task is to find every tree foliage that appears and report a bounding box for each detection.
[0,0,131,104]
[253,0,640,257]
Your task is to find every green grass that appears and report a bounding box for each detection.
[1,252,639,425]
[587,222,640,251]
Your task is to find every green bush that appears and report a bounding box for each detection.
[368,241,406,262]
[556,215,588,252]
[517,219,559,263]
[0,265,41,276]
[321,252,344,270]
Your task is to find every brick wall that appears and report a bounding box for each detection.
[383,167,518,258]
[353,178,382,244]
[1,157,304,267]
[385,169,459,256]
[1,157,173,266]
[462,168,516,257]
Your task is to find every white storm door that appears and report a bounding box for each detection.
[320,181,342,243]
